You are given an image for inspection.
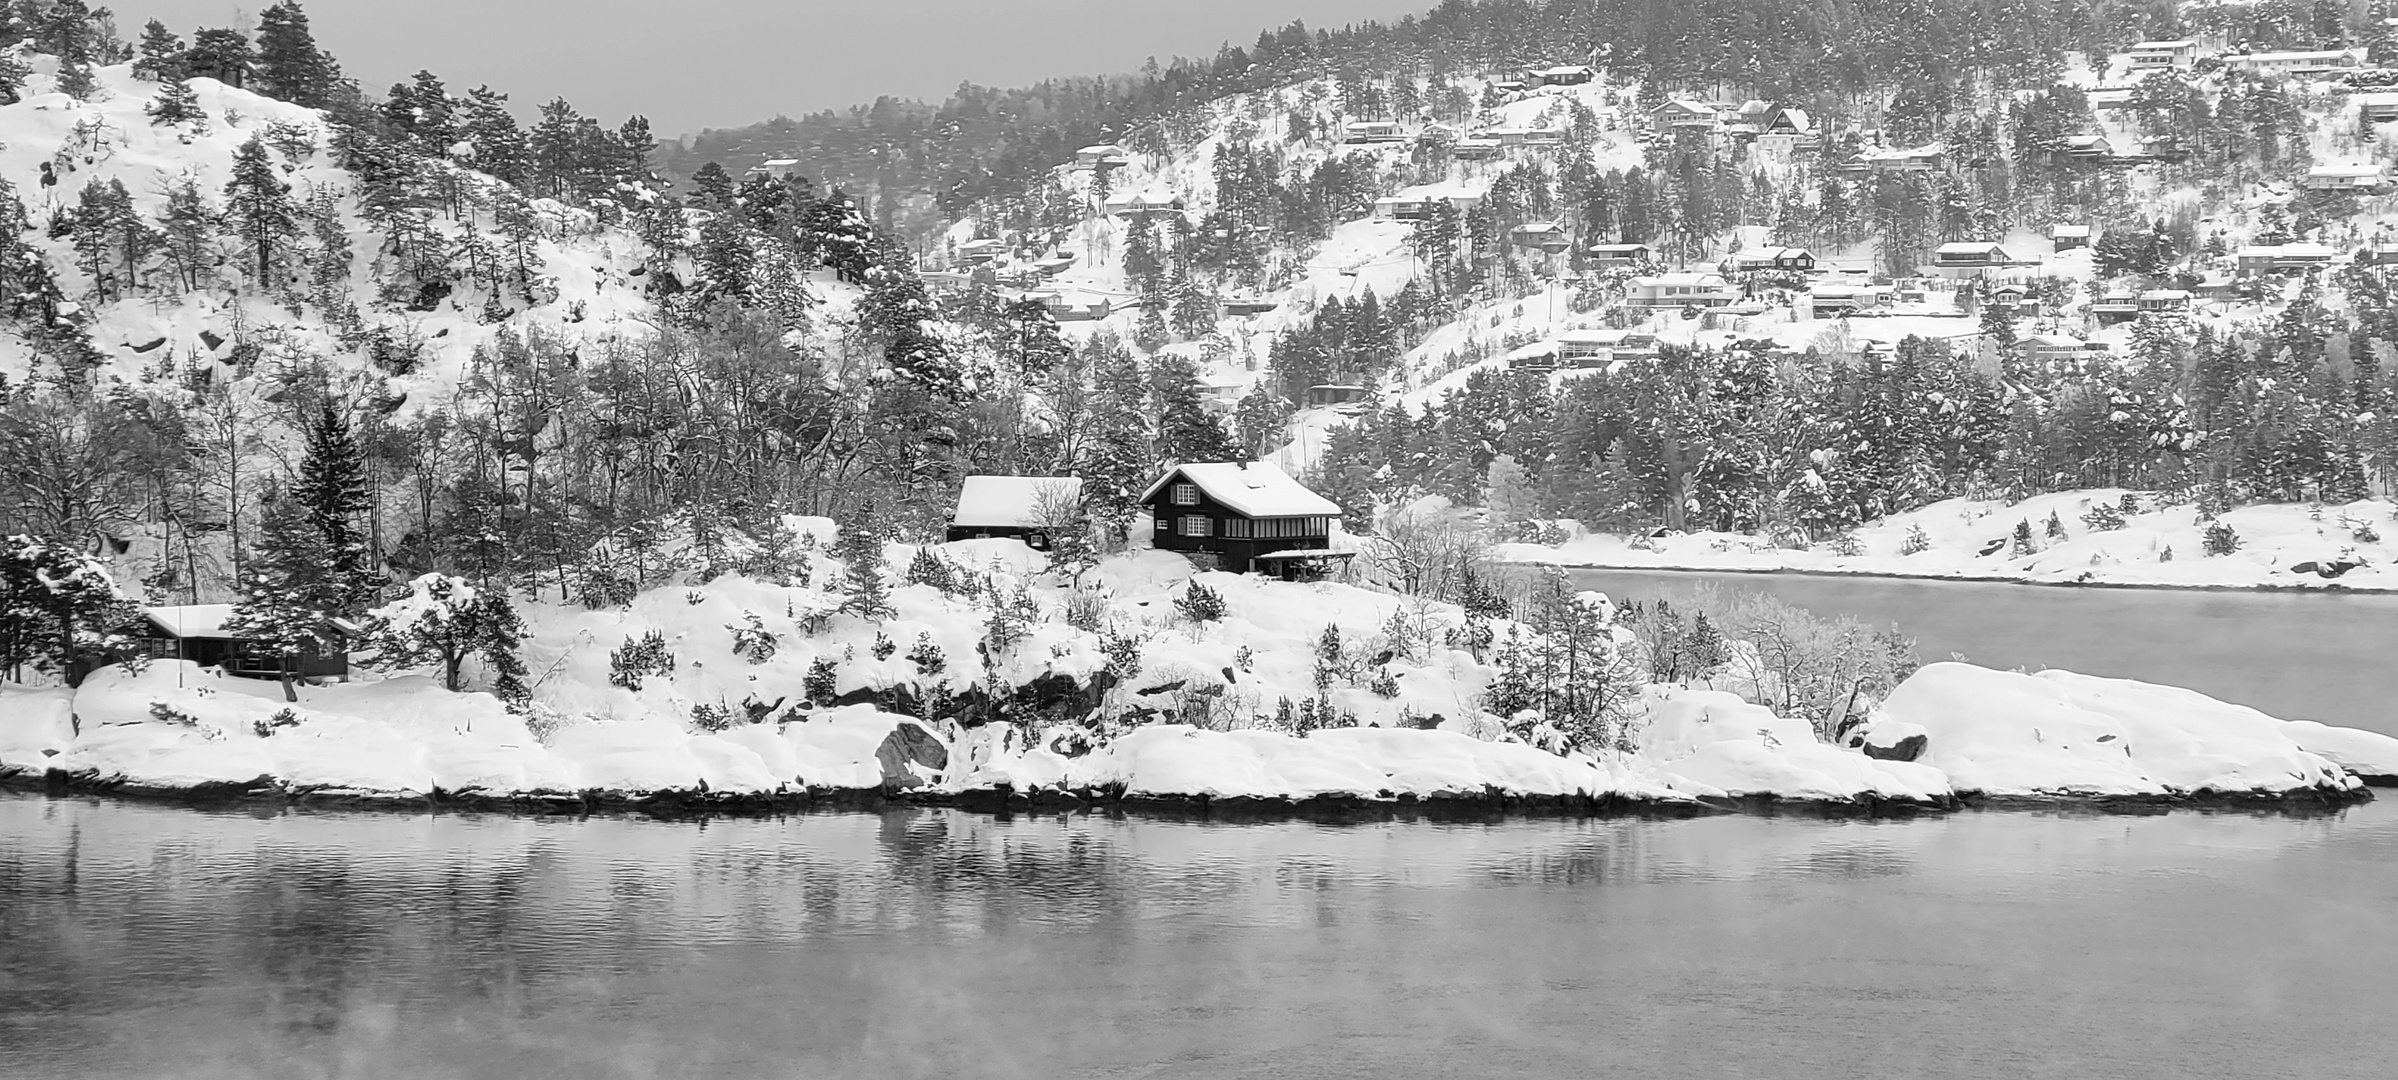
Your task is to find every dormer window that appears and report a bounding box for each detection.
[1172,482,1199,505]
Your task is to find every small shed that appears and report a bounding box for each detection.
[947,476,1085,549]
[132,604,354,682]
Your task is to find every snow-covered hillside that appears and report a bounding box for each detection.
[0,58,665,394]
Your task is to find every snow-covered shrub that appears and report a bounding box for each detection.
[1174,580,1226,623]
[690,701,735,733]
[904,547,957,592]
[1063,590,1108,632]
[2355,521,2381,544]
[728,611,777,664]
[1098,626,1145,682]
[2119,492,2142,515]
[2044,511,2068,541]
[148,701,199,727]
[2081,503,2127,532]
[252,708,303,739]
[2010,519,2037,556]
[1900,524,1932,555]
[2203,520,2242,557]
[2160,544,2176,562]
[905,633,946,679]
[870,631,896,661]
[1233,644,1255,672]
[1827,531,1865,557]
[608,630,675,691]
[1369,668,1401,698]
[803,658,840,706]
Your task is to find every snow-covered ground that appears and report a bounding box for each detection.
[7,536,2395,813]
[1500,491,2398,592]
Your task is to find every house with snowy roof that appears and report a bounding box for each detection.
[2302,162,2388,192]
[2221,49,2359,75]
[1720,247,1816,274]
[748,158,801,179]
[1140,462,1348,578]
[1627,272,1737,308]
[2125,40,2197,71]
[1529,64,1595,87]
[1509,221,1572,253]
[2051,223,2093,250]
[2235,242,2339,276]
[1074,144,1129,168]
[1929,241,2019,276]
[947,476,1085,550]
[1451,136,1505,160]
[1649,98,1719,130]
[128,605,356,683]
[1103,189,1185,217]
[1586,242,1654,267]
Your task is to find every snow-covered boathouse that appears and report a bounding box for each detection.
[1140,462,1350,579]
[947,476,1085,550]
[128,605,355,682]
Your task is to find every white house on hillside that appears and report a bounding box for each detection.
[1627,272,1736,308]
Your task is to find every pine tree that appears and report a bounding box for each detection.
[364,573,529,703]
[1150,351,1236,463]
[156,176,217,292]
[457,86,530,183]
[132,19,183,80]
[144,77,206,129]
[252,2,338,107]
[291,401,380,614]
[834,506,894,620]
[184,27,254,88]
[0,532,133,686]
[225,493,339,701]
[224,134,300,285]
[56,57,99,101]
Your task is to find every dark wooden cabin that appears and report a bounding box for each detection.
[131,605,354,682]
[1139,462,1352,579]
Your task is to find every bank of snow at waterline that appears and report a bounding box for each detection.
[5,660,2393,811]
[1499,492,2398,591]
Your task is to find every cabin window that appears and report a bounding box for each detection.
[1178,515,1212,538]
[1172,483,1199,505]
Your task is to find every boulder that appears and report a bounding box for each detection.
[873,720,950,788]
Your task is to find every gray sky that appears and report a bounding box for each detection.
[128,1,1418,137]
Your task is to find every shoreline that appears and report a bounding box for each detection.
[1515,555,2398,595]
[7,766,2381,824]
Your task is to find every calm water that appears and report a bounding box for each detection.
[4,793,2397,1079]
[1569,569,2398,737]
[9,574,2398,1078]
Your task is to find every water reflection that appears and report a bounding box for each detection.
[5,793,2397,1079]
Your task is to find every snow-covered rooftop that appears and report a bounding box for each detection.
[953,476,1084,529]
[142,605,238,639]
[1141,462,1341,518]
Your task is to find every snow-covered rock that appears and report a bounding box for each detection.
[1877,663,2363,798]
[1642,690,1950,803]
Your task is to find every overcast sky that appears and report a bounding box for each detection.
[128,1,1418,137]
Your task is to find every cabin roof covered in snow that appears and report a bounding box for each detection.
[1140,462,1341,518]
[952,476,1084,529]
[2051,223,2093,237]
[141,605,357,639]
[2309,162,2386,177]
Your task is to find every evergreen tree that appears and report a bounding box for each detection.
[364,573,529,703]
[252,2,339,107]
[834,506,895,619]
[132,19,183,80]
[223,134,300,284]
[0,532,132,686]
[224,493,339,701]
[183,27,254,88]
[143,76,205,128]
[1151,351,1236,463]
[457,86,530,183]
[291,401,380,614]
